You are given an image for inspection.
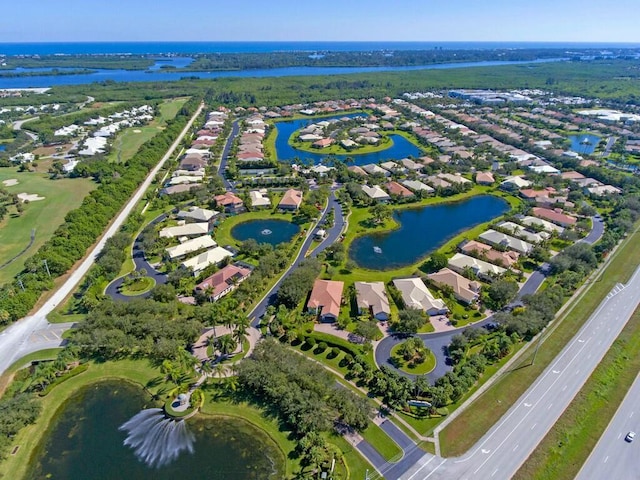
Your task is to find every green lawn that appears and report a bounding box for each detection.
[119,276,156,296]
[107,97,189,163]
[514,307,640,480]
[0,167,96,283]
[390,343,437,375]
[361,422,403,461]
[439,224,640,456]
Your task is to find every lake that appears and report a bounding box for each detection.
[273,114,423,165]
[26,381,285,480]
[568,134,601,155]
[0,58,566,89]
[231,218,300,246]
[349,195,510,270]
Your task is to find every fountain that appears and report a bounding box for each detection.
[373,246,382,254]
[261,228,272,235]
[119,408,195,468]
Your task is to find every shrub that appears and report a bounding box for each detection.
[306,337,316,348]
[329,347,340,359]
[317,342,328,353]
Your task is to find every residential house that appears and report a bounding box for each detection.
[347,165,368,176]
[402,180,434,194]
[362,185,391,202]
[214,192,244,214]
[427,268,481,305]
[194,264,252,301]
[307,280,344,322]
[399,158,422,171]
[393,278,449,316]
[532,207,577,227]
[385,181,414,198]
[182,247,234,275]
[177,206,218,226]
[496,221,549,244]
[438,173,471,185]
[354,281,391,321]
[362,164,391,176]
[519,215,564,234]
[160,184,202,196]
[475,172,495,185]
[479,229,534,254]
[159,223,210,239]
[278,189,303,211]
[587,185,622,196]
[426,176,452,189]
[312,138,334,149]
[500,176,532,191]
[165,235,217,260]
[460,240,520,268]
[448,253,507,281]
[249,190,271,208]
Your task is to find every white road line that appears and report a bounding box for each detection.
[562,385,567,391]
[604,456,609,463]
[530,423,537,430]
[547,403,553,410]
[405,456,436,480]
[513,444,519,452]
[491,468,499,477]
[422,459,447,479]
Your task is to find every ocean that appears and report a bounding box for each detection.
[1,41,639,56]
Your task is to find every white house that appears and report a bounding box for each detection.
[393,278,449,316]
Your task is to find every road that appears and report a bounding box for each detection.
[218,119,240,191]
[248,190,345,324]
[104,213,169,301]
[0,102,204,376]
[601,136,617,158]
[12,116,39,141]
[576,372,640,479]
[398,265,640,479]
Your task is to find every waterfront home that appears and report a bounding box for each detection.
[362,185,391,202]
[479,229,534,254]
[249,190,271,208]
[194,263,252,301]
[475,172,495,185]
[278,189,303,211]
[519,215,564,234]
[385,181,414,198]
[500,175,532,191]
[355,281,391,321]
[166,235,217,260]
[159,223,210,239]
[312,138,334,149]
[393,278,449,316]
[399,158,422,171]
[531,207,577,227]
[426,176,452,189]
[347,165,368,176]
[214,192,244,214]
[402,179,434,194]
[448,253,507,282]
[427,268,481,305]
[496,221,550,244]
[177,206,218,224]
[182,246,234,275]
[307,280,344,322]
[438,173,472,185]
[459,240,520,268]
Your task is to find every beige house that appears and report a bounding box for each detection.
[427,268,481,305]
[354,282,391,321]
[393,278,449,316]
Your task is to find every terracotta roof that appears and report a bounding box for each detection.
[532,207,577,226]
[307,280,344,319]
[195,264,251,299]
[278,189,303,208]
[385,181,414,197]
[427,268,480,304]
[214,192,243,207]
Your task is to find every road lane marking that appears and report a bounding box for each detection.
[604,456,609,463]
[405,456,436,479]
[513,444,519,452]
[548,403,553,410]
[491,468,499,477]
[630,412,634,418]
[531,423,537,430]
[562,385,567,391]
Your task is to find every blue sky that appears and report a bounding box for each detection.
[3,0,638,43]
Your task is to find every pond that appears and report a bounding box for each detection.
[0,145,6,151]
[273,114,424,165]
[349,195,510,270]
[568,134,601,155]
[26,381,284,480]
[231,218,300,246]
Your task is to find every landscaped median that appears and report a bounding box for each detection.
[438,224,640,457]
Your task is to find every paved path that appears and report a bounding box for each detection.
[218,119,240,191]
[0,103,204,378]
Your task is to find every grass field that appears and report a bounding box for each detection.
[514,307,640,480]
[0,168,96,283]
[439,225,640,456]
[107,97,188,163]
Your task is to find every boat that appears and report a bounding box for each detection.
[373,246,382,254]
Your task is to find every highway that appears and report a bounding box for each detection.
[398,264,640,479]
[576,373,640,479]
[0,102,204,376]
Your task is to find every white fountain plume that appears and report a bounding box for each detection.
[119,408,195,468]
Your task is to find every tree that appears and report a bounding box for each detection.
[354,320,380,342]
[368,203,391,225]
[486,279,519,310]
[425,252,448,272]
[216,334,237,357]
[395,308,427,334]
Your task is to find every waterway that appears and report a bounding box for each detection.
[26,381,285,480]
[349,195,510,270]
[0,58,566,89]
[231,218,300,246]
[273,114,423,165]
[568,133,601,155]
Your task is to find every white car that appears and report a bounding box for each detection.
[625,431,635,442]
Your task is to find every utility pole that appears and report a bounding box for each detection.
[531,328,545,366]
[17,277,25,292]
[43,259,51,277]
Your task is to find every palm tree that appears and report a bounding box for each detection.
[217,334,237,357]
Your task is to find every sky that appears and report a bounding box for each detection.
[2,0,639,43]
